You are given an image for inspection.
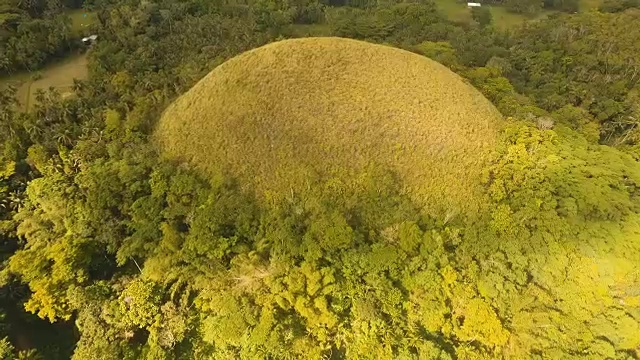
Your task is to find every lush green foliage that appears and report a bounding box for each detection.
[504,9,640,145]
[601,0,640,11]
[0,0,639,358]
[0,0,90,74]
[471,6,493,27]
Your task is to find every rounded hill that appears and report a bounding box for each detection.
[155,37,503,215]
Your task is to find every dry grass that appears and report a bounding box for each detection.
[155,37,503,216]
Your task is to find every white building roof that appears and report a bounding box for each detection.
[82,35,98,42]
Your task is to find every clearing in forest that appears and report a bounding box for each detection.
[67,9,97,35]
[433,0,602,28]
[0,9,94,111]
[0,54,88,111]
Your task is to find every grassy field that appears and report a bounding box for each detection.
[0,54,88,111]
[155,37,503,216]
[67,9,97,35]
[580,0,603,9]
[0,8,94,111]
[489,5,554,28]
[433,0,474,23]
[433,0,554,29]
[433,0,602,29]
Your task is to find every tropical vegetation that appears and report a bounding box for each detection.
[0,0,639,358]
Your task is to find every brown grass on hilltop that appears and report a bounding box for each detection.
[155,37,503,216]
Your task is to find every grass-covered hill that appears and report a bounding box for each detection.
[3,3,640,358]
[155,37,503,216]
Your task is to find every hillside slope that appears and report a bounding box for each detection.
[155,37,503,215]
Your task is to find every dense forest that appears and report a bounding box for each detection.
[1,0,640,358]
[0,0,89,75]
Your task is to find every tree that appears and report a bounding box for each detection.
[601,0,640,12]
[2,0,640,358]
[505,10,640,145]
[0,8,75,75]
[505,0,542,13]
[472,6,492,27]
[543,0,579,11]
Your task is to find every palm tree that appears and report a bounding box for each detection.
[54,128,73,146]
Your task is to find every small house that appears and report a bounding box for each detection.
[82,34,98,46]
